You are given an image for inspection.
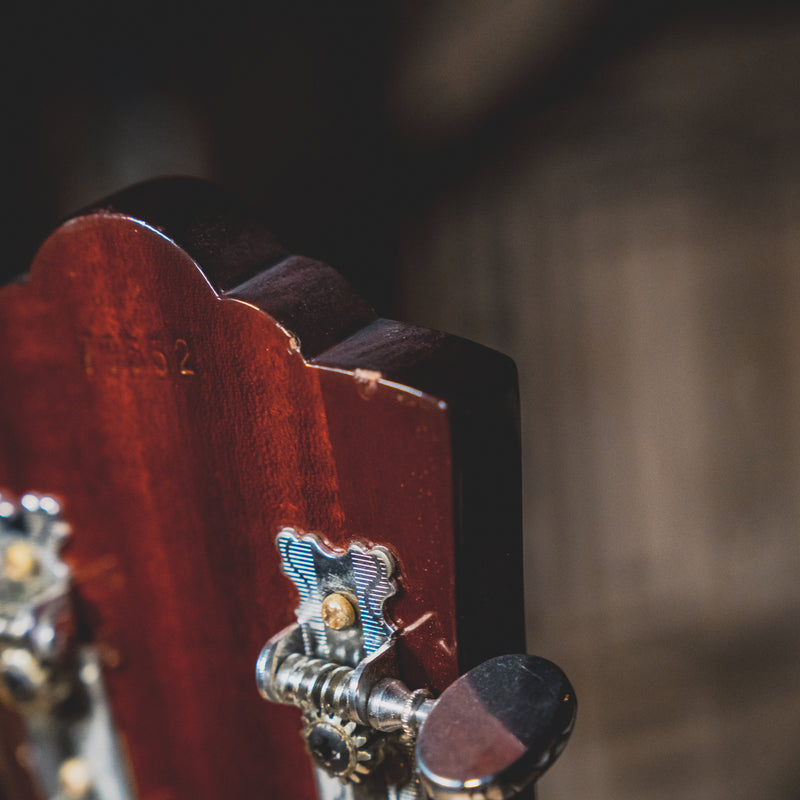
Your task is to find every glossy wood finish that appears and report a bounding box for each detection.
[0,178,522,799]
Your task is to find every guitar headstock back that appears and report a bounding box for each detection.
[0,178,536,799]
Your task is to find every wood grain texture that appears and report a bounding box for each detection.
[0,179,523,799]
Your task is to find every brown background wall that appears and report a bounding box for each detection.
[3,3,800,798]
[393,10,800,798]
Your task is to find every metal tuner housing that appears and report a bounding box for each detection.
[257,630,576,799]
[256,527,577,799]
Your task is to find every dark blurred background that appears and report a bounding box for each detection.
[3,2,800,798]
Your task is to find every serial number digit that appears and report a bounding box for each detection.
[175,339,196,376]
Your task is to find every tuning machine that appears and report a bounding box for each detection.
[256,528,576,799]
[0,491,134,800]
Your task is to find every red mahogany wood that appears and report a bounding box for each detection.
[0,179,523,799]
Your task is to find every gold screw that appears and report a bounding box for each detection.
[3,542,40,581]
[320,593,356,631]
[58,757,93,799]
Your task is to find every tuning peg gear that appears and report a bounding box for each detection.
[300,710,383,784]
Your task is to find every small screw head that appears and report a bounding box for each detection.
[301,712,379,783]
[3,542,40,582]
[306,720,354,774]
[320,593,356,631]
[0,648,48,707]
[58,757,93,799]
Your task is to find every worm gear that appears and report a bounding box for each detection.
[300,710,382,784]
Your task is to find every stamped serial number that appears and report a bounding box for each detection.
[82,334,197,378]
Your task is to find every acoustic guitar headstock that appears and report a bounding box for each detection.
[0,178,574,799]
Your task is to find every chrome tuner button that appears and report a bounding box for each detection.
[415,654,576,799]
